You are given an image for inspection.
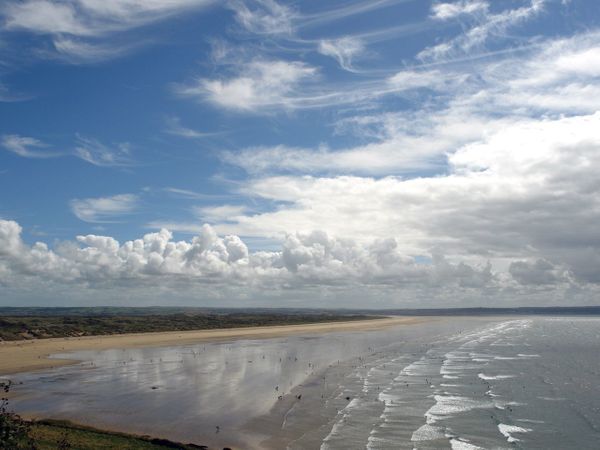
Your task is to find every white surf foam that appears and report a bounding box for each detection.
[478,373,514,380]
[450,438,484,449]
[411,423,445,441]
[498,424,531,443]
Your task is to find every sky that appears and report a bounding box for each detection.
[1,0,600,308]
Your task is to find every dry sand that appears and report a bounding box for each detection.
[0,316,423,376]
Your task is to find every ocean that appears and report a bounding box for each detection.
[313,317,600,449]
[5,317,600,449]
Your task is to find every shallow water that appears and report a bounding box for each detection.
[309,317,600,450]
[5,318,478,447]
[5,317,600,449]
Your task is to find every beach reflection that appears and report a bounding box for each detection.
[8,331,386,446]
[8,320,476,448]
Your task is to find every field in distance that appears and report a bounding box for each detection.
[0,308,376,341]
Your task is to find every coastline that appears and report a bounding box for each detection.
[0,316,424,376]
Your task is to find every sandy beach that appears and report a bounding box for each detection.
[0,316,423,376]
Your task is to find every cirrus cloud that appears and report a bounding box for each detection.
[175,59,317,112]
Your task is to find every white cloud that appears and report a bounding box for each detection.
[299,0,410,29]
[229,0,295,35]
[431,0,488,21]
[1,134,135,166]
[223,31,600,173]
[2,0,215,35]
[1,0,215,62]
[221,99,498,176]
[4,1,600,307]
[74,136,133,166]
[223,139,445,175]
[387,69,450,90]
[194,204,250,222]
[3,217,596,305]
[0,218,499,294]
[487,32,600,114]
[227,0,408,37]
[2,1,90,36]
[70,194,139,223]
[51,36,137,63]
[180,39,469,113]
[318,36,365,71]
[164,116,214,139]
[210,112,600,289]
[420,0,545,61]
[162,187,232,201]
[176,59,317,112]
[1,134,58,158]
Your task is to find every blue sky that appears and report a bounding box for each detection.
[1,0,600,307]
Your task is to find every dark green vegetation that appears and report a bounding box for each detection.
[1,381,35,449]
[0,311,375,341]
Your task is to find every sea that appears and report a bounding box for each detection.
[5,316,600,449]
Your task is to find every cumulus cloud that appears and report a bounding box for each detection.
[70,194,139,223]
[0,219,499,295]
[4,0,599,308]
[4,123,598,302]
[509,259,566,286]
[208,112,600,289]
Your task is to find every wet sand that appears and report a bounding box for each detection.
[0,316,422,375]
[5,316,491,449]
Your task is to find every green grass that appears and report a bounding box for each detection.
[0,313,377,341]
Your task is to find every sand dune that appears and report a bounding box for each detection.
[0,316,424,375]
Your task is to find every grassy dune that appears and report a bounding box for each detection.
[20,420,208,449]
[0,313,374,341]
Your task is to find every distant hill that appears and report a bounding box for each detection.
[1,305,600,317]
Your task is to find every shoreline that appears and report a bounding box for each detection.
[0,316,425,376]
